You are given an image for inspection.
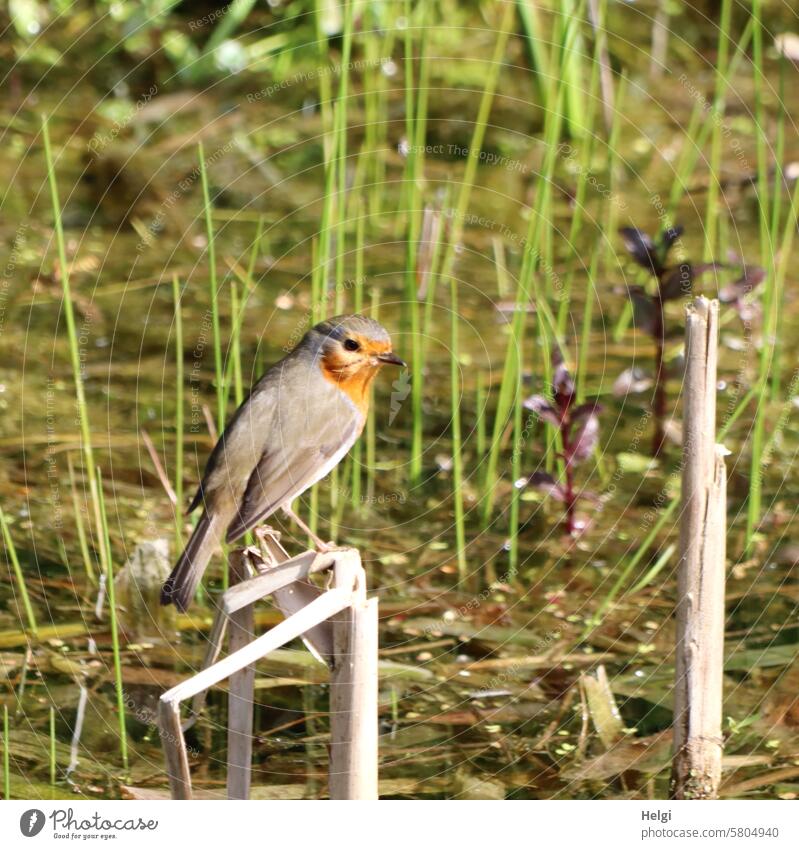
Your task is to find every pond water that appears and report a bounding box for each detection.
[1,1,799,800]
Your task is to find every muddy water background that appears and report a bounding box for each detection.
[2,1,799,799]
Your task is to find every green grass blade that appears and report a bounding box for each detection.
[42,116,106,577]
[49,706,56,787]
[3,705,9,799]
[449,278,467,583]
[95,469,128,772]
[0,508,38,636]
[172,275,185,552]
[198,142,225,435]
[67,454,95,586]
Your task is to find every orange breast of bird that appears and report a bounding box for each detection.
[320,336,394,417]
[320,358,377,416]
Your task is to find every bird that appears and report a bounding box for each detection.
[160,313,405,612]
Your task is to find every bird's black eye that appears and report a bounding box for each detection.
[344,338,360,352]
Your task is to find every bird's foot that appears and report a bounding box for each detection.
[280,504,331,550]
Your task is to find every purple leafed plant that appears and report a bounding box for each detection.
[519,354,602,536]
[617,225,763,456]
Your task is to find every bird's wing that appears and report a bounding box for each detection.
[224,404,361,544]
[186,365,283,514]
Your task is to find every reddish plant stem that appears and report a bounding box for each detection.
[652,293,667,456]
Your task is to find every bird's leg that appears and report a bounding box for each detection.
[281,503,335,552]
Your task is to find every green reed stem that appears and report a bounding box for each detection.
[537,2,586,281]
[311,236,321,324]
[559,0,589,140]
[49,706,56,786]
[172,275,185,551]
[351,202,366,510]
[576,226,605,403]
[746,110,785,553]
[666,17,753,219]
[247,214,265,285]
[627,542,675,596]
[329,0,355,541]
[400,0,417,223]
[363,13,393,220]
[476,372,487,463]
[3,704,9,799]
[314,0,334,159]
[67,454,95,585]
[198,142,225,435]
[366,290,380,502]
[515,0,552,112]
[0,508,37,636]
[481,40,573,524]
[747,178,799,550]
[220,216,264,404]
[230,279,244,406]
[420,190,449,354]
[508,344,524,579]
[42,117,106,578]
[665,99,704,218]
[769,59,787,403]
[440,3,513,280]
[308,238,325,542]
[556,33,602,339]
[334,1,354,310]
[702,0,733,262]
[96,469,128,772]
[449,278,467,583]
[406,1,430,483]
[751,0,770,241]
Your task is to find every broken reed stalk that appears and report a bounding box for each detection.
[671,297,726,800]
[330,556,379,800]
[226,552,255,800]
[159,547,377,800]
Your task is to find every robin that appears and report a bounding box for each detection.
[160,313,405,611]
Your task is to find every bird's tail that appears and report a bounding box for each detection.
[160,512,224,611]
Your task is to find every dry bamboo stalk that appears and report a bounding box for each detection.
[159,586,352,799]
[227,552,255,800]
[158,545,378,801]
[184,541,336,726]
[162,589,351,705]
[219,550,324,614]
[671,297,727,800]
[159,698,192,799]
[330,554,379,800]
[256,529,336,663]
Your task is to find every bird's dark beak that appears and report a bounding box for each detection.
[377,351,406,367]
